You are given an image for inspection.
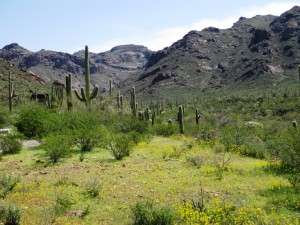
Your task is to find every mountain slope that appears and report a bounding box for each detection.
[121,6,300,98]
[0,44,153,91]
[0,58,46,101]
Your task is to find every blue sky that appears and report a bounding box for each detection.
[1,0,300,53]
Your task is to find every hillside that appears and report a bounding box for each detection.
[0,58,46,101]
[0,44,153,92]
[121,6,300,98]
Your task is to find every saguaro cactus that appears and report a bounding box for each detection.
[299,65,300,83]
[196,109,200,125]
[130,87,137,116]
[178,105,184,134]
[66,73,72,111]
[8,71,14,113]
[109,80,112,98]
[75,46,99,109]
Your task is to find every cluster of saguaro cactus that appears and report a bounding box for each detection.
[178,105,184,134]
[8,71,14,113]
[138,107,151,122]
[66,73,72,111]
[130,87,137,116]
[196,109,200,125]
[75,46,99,109]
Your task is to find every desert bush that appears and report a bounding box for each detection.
[0,111,8,129]
[4,204,21,225]
[287,173,300,191]
[277,128,300,169]
[106,133,135,160]
[0,134,22,155]
[85,179,102,198]
[43,134,72,163]
[151,123,177,137]
[0,174,20,198]
[131,201,177,225]
[186,155,206,168]
[15,107,50,138]
[72,126,108,152]
[240,137,267,159]
[115,117,148,134]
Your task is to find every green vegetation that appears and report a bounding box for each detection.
[0,63,300,224]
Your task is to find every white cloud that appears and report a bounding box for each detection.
[89,1,300,52]
[240,2,300,17]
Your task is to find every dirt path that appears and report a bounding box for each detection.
[22,140,41,148]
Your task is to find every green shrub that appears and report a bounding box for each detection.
[0,134,22,155]
[72,126,108,152]
[240,137,266,159]
[116,117,148,134]
[278,128,300,169]
[0,111,8,129]
[131,201,177,225]
[43,134,72,163]
[0,174,20,198]
[85,179,102,198]
[54,196,74,215]
[151,123,177,137]
[4,204,21,225]
[287,173,300,191]
[15,107,49,138]
[106,133,134,160]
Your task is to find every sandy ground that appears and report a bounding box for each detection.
[22,140,41,148]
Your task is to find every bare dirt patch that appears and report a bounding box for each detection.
[22,140,41,148]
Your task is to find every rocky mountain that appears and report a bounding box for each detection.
[1,6,300,98]
[121,6,300,98]
[0,58,46,101]
[0,44,153,92]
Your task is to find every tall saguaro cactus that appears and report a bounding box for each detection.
[8,71,14,113]
[178,105,184,134]
[109,80,112,98]
[66,73,73,111]
[130,87,137,116]
[196,109,201,125]
[298,65,300,83]
[75,46,99,109]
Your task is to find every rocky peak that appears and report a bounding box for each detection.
[271,5,300,34]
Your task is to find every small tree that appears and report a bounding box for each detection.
[106,134,134,160]
[43,135,72,163]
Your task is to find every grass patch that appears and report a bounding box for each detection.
[0,136,298,224]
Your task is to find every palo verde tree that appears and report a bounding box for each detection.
[75,46,99,109]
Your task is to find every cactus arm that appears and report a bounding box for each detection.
[90,86,99,99]
[75,88,87,102]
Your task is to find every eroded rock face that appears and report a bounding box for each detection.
[151,72,176,84]
[250,28,272,45]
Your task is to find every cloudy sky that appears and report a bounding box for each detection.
[1,0,300,53]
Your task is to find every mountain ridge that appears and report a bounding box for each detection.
[120,6,300,98]
[0,43,153,91]
[1,6,300,98]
